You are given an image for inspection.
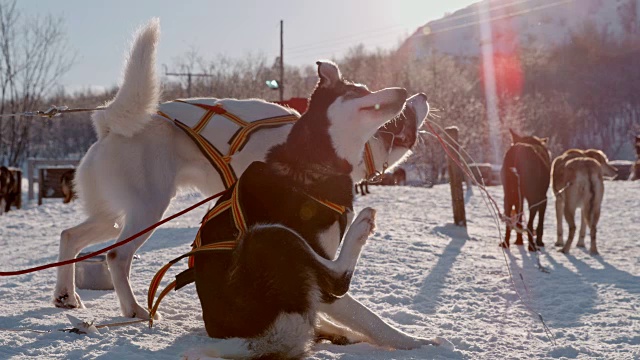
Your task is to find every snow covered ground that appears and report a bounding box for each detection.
[0,180,638,359]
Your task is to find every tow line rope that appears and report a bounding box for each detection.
[423,118,557,346]
[0,105,106,118]
[0,189,229,276]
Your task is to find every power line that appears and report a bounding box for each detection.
[287,36,404,62]
[287,0,575,62]
[286,0,553,56]
[286,24,411,53]
[427,0,543,27]
[286,31,406,59]
[163,65,214,98]
[415,0,575,38]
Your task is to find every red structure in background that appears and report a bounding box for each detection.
[274,97,308,115]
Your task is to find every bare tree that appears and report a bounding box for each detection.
[0,0,74,165]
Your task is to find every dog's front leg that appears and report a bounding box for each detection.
[320,293,439,350]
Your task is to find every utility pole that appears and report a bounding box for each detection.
[164,66,214,98]
[279,20,284,102]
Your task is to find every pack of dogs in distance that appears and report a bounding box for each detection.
[0,18,638,359]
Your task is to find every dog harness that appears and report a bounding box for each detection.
[157,100,299,188]
[157,99,382,187]
[146,172,348,326]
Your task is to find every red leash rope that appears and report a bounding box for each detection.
[0,189,229,277]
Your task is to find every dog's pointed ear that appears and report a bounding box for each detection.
[539,137,549,144]
[509,128,522,144]
[316,61,342,88]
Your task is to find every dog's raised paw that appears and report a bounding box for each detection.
[352,207,376,243]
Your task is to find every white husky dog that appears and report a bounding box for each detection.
[53,20,432,349]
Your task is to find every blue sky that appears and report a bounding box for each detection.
[17,0,477,91]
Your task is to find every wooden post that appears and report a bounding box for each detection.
[445,126,466,227]
[38,168,44,206]
[28,160,34,201]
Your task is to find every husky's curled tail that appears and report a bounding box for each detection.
[92,18,160,138]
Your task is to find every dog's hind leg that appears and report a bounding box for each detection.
[315,315,366,345]
[501,201,513,248]
[577,212,587,248]
[318,208,448,349]
[107,199,170,319]
[586,175,603,255]
[588,206,600,255]
[535,201,546,248]
[526,206,539,251]
[554,194,565,246]
[560,204,577,254]
[53,216,120,309]
[514,197,525,246]
[320,292,443,350]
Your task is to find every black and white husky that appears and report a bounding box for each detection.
[179,42,446,360]
[53,19,429,324]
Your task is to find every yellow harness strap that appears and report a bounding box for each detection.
[146,180,347,327]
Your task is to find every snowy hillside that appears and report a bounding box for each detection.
[401,0,640,58]
[0,180,639,359]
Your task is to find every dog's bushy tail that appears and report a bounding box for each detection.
[584,165,604,228]
[92,18,160,138]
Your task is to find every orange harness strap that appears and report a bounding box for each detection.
[363,142,377,179]
[147,178,247,326]
[174,100,250,128]
[147,180,347,327]
[227,114,298,155]
[157,103,297,188]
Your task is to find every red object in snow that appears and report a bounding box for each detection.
[274,97,308,114]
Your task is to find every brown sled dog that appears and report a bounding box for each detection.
[0,166,18,214]
[500,129,551,251]
[60,169,76,204]
[551,149,616,254]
